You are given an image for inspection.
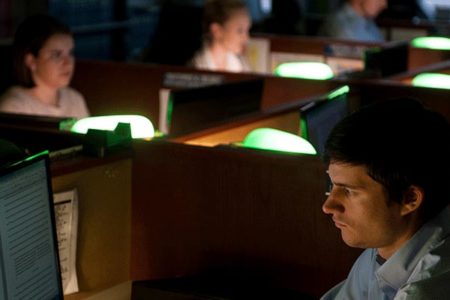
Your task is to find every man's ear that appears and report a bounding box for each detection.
[25,53,36,72]
[400,185,424,216]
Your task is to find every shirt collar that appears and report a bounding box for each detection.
[375,208,450,293]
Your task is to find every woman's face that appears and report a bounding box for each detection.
[212,8,251,54]
[26,33,75,90]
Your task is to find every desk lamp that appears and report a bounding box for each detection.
[70,115,155,139]
[411,37,450,50]
[274,62,334,80]
[412,73,450,90]
[242,128,317,155]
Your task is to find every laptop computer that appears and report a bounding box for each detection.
[0,151,63,299]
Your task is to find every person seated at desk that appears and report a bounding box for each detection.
[321,99,450,299]
[189,0,252,72]
[0,14,89,119]
[318,0,387,42]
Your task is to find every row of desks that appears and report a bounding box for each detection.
[1,41,449,298]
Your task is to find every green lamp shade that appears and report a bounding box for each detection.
[411,37,450,50]
[412,73,450,90]
[243,128,317,155]
[71,115,155,139]
[274,62,334,80]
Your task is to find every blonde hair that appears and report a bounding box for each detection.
[203,0,248,44]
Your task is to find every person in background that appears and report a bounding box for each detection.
[318,0,387,42]
[189,0,252,72]
[321,99,450,299]
[0,14,89,118]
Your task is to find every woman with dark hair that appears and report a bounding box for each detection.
[189,0,252,72]
[0,14,89,118]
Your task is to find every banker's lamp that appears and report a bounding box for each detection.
[274,62,334,80]
[411,37,450,50]
[243,128,317,155]
[412,73,450,90]
[71,115,155,139]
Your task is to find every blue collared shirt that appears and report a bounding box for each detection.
[318,3,384,42]
[321,207,450,299]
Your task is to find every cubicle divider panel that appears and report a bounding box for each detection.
[72,60,258,123]
[408,47,450,70]
[71,60,335,133]
[130,140,361,298]
[52,157,132,292]
[353,82,450,122]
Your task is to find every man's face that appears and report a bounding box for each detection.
[322,162,406,255]
[360,0,387,18]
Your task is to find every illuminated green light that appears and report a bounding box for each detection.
[412,73,450,90]
[24,150,48,162]
[243,128,317,155]
[71,115,155,139]
[411,37,450,50]
[274,62,334,80]
[327,85,350,100]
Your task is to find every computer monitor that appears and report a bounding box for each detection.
[300,86,350,157]
[166,79,264,136]
[0,151,63,299]
[364,41,409,77]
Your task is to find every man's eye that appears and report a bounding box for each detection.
[51,51,62,59]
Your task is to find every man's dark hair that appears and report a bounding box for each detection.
[13,14,72,88]
[325,98,450,221]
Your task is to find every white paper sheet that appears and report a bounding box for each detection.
[54,189,79,295]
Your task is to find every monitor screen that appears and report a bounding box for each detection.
[300,86,349,157]
[0,152,63,299]
[166,79,264,136]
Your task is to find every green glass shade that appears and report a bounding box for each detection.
[243,128,317,155]
[412,73,450,90]
[411,37,450,50]
[71,115,155,139]
[274,62,334,80]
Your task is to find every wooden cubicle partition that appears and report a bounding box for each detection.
[388,60,450,84]
[0,123,133,298]
[251,33,450,75]
[71,60,257,121]
[52,155,132,296]
[130,140,361,298]
[264,34,378,55]
[71,59,335,124]
[343,80,450,122]
[409,47,450,70]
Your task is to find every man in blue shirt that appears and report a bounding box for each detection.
[319,0,387,42]
[321,99,450,299]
